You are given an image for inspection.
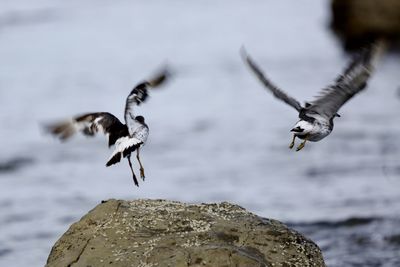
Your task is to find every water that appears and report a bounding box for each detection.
[0,0,399,266]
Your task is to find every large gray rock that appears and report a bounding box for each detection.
[331,0,400,49]
[46,199,326,267]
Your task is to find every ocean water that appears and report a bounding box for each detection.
[0,0,399,266]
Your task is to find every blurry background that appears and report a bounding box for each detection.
[0,0,399,266]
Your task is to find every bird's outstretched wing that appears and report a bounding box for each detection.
[124,68,170,135]
[307,42,385,118]
[241,48,302,112]
[46,112,128,147]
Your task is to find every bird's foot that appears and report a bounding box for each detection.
[140,168,145,181]
[289,141,295,149]
[289,134,296,149]
[296,142,306,151]
[132,174,139,187]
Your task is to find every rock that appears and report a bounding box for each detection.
[331,0,400,50]
[46,199,326,267]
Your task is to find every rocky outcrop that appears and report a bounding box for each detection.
[331,0,400,50]
[46,199,326,267]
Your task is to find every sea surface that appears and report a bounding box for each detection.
[0,0,399,266]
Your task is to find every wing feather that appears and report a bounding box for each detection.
[241,48,302,112]
[124,68,170,135]
[308,42,385,118]
[46,112,128,147]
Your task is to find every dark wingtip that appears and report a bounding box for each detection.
[43,120,75,141]
[240,46,252,66]
[240,45,247,58]
[147,65,172,88]
[239,47,263,78]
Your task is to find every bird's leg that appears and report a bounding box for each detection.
[296,135,308,151]
[136,148,145,180]
[127,155,139,187]
[289,134,296,149]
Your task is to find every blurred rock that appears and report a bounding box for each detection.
[46,199,326,267]
[331,0,400,50]
[0,157,33,174]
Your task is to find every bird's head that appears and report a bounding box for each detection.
[135,116,145,124]
[290,120,313,136]
[290,126,304,133]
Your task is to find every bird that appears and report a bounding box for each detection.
[46,68,170,186]
[241,43,383,151]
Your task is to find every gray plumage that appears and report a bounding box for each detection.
[241,44,381,117]
[242,42,384,150]
[307,46,377,119]
[241,47,302,112]
[47,112,128,147]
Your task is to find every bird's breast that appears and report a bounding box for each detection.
[292,119,332,142]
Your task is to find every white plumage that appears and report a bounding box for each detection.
[107,136,143,163]
[47,68,169,186]
[291,116,331,142]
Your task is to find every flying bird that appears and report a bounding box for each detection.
[46,68,170,186]
[241,43,383,151]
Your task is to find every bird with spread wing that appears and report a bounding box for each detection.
[46,68,170,186]
[241,43,384,151]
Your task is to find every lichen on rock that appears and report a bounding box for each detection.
[46,199,326,267]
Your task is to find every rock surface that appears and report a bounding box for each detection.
[331,0,400,49]
[46,199,326,267]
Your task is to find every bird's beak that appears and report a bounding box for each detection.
[335,113,341,117]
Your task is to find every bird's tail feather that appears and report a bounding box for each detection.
[106,143,141,167]
[106,152,122,166]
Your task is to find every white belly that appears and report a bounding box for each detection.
[307,128,331,141]
[293,119,332,142]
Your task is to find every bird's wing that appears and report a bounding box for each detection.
[307,42,384,118]
[241,48,302,112]
[124,68,170,135]
[46,112,128,147]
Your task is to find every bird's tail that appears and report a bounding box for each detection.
[106,152,122,166]
[106,140,141,167]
